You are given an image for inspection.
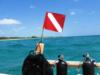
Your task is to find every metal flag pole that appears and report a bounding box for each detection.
[40,28,44,43]
[35,28,45,55]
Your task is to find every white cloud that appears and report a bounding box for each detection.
[70,11,76,15]
[0,18,21,25]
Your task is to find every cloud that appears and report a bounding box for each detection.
[70,11,76,15]
[0,18,21,25]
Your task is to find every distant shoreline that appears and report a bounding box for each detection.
[0,37,38,41]
[0,35,100,41]
[0,38,30,41]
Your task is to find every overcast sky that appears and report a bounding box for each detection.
[0,0,100,37]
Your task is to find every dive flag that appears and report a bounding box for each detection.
[43,12,66,32]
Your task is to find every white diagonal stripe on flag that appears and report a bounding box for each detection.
[47,13,62,32]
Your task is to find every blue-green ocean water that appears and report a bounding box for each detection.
[0,36,100,75]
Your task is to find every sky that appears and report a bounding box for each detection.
[0,0,100,37]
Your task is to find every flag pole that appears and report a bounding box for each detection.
[40,28,44,43]
[35,28,45,55]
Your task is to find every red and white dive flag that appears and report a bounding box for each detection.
[43,12,66,32]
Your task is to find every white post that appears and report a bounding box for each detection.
[35,43,44,54]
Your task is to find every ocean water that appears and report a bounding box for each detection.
[0,36,100,75]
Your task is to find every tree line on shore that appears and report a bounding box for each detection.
[0,36,38,40]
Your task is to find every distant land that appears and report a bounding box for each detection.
[0,36,38,40]
[0,35,100,40]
